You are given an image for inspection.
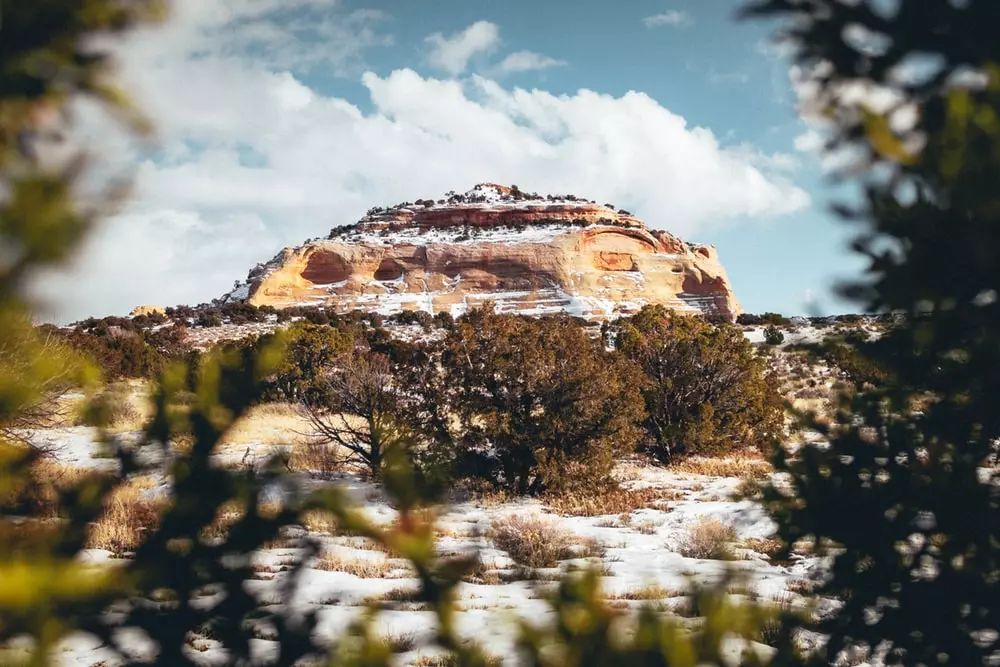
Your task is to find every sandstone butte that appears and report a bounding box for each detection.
[222,184,742,322]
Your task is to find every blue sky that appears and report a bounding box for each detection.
[38,0,863,321]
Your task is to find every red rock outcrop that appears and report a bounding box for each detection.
[224,184,741,321]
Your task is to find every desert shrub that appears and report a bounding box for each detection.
[305,350,411,479]
[737,312,789,326]
[0,329,83,446]
[287,440,341,477]
[257,322,353,403]
[763,324,784,346]
[82,384,147,432]
[416,309,646,494]
[811,336,891,388]
[489,515,585,568]
[387,310,434,328]
[614,306,783,461]
[678,518,737,560]
[59,327,165,379]
[86,479,166,555]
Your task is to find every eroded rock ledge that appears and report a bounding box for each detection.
[223,184,742,321]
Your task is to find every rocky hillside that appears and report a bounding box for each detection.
[223,184,742,321]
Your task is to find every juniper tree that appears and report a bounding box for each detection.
[433,308,646,494]
[615,306,783,461]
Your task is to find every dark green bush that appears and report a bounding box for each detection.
[737,312,789,326]
[615,306,783,461]
[410,309,646,494]
[763,324,784,346]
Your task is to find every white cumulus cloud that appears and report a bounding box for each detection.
[497,50,567,74]
[642,10,691,28]
[425,21,500,75]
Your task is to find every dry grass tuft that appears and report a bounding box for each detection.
[460,557,535,585]
[489,515,600,568]
[372,632,418,653]
[739,537,784,560]
[629,517,661,534]
[313,553,412,579]
[411,653,502,667]
[543,485,678,517]
[365,587,422,605]
[224,402,312,448]
[87,477,166,554]
[606,584,685,601]
[300,509,339,535]
[287,440,341,477]
[786,578,818,595]
[670,454,772,480]
[678,517,737,560]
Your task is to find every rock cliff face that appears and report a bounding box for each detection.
[224,184,741,321]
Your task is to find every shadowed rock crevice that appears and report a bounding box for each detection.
[302,251,352,285]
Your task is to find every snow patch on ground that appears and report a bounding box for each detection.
[35,427,824,666]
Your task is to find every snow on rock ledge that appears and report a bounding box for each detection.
[223,184,742,321]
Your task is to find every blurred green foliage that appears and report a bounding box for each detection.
[745,0,1000,664]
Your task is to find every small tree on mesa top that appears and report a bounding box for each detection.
[615,306,783,461]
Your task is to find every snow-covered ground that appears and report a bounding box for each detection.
[30,427,824,666]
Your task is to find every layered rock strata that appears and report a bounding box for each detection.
[224,184,741,321]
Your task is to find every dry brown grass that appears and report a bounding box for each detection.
[670,453,772,480]
[411,653,502,667]
[90,380,153,433]
[300,509,339,535]
[629,518,661,535]
[434,524,475,539]
[364,587,422,605]
[606,584,685,601]
[489,515,600,568]
[196,499,286,544]
[450,479,514,507]
[786,578,818,595]
[313,553,412,579]
[87,477,166,554]
[543,485,679,517]
[223,402,312,448]
[287,440,341,476]
[460,557,533,585]
[678,517,737,560]
[739,537,784,560]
